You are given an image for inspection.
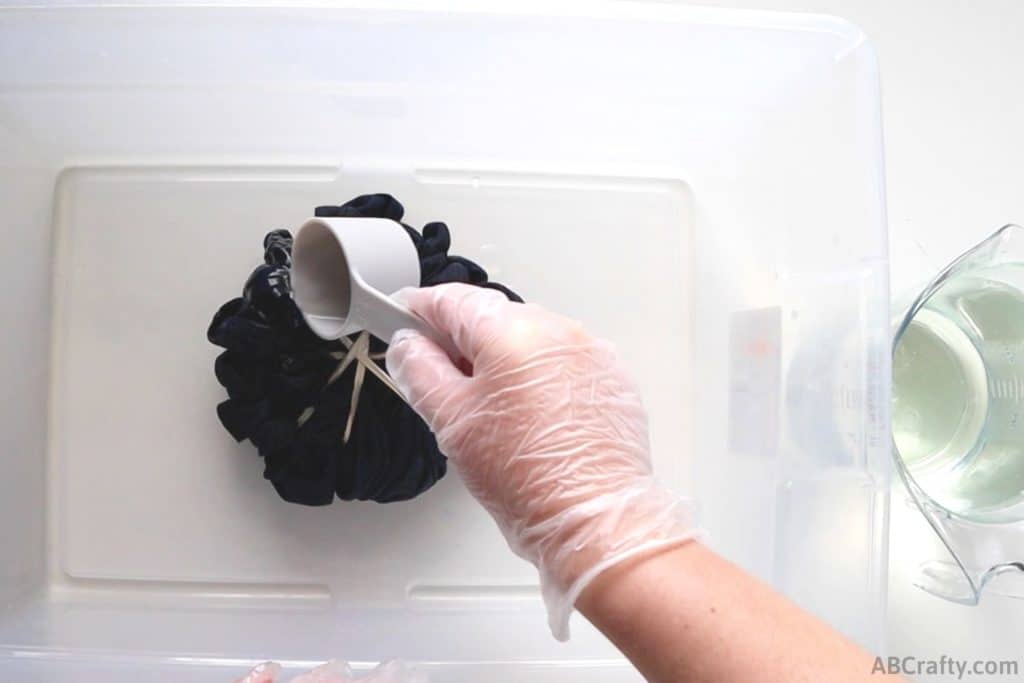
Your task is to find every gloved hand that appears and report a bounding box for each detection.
[235,660,426,683]
[385,283,698,640]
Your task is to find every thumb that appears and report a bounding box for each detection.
[386,328,467,428]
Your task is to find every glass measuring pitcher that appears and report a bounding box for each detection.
[893,223,1024,602]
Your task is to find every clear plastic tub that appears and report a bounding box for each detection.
[0,2,890,680]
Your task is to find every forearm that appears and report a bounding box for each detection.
[385,285,894,678]
[577,541,899,683]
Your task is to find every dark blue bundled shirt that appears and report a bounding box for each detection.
[207,194,522,506]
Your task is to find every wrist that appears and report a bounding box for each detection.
[576,539,708,619]
[523,480,699,640]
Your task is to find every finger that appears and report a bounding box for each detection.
[386,328,468,428]
[360,660,427,683]
[396,283,507,364]
[233,662,282,683]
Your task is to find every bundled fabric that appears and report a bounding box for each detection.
[208,194,522,505]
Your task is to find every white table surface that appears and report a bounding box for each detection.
[637,0,1024,678]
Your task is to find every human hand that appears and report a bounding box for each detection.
[235,660,425,683]
[385,283,697,639]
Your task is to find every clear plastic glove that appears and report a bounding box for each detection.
[234,660,427,683]
[386,283,698,640]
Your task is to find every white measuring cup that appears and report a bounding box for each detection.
[291,216,459,359]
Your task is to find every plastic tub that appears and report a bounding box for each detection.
[0,2,890,680]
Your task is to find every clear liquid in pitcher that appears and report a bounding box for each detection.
[893,264,1024,522]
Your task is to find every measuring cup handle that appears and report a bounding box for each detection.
[359,286,462,362]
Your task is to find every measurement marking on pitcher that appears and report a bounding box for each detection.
[991,377,1024,402]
